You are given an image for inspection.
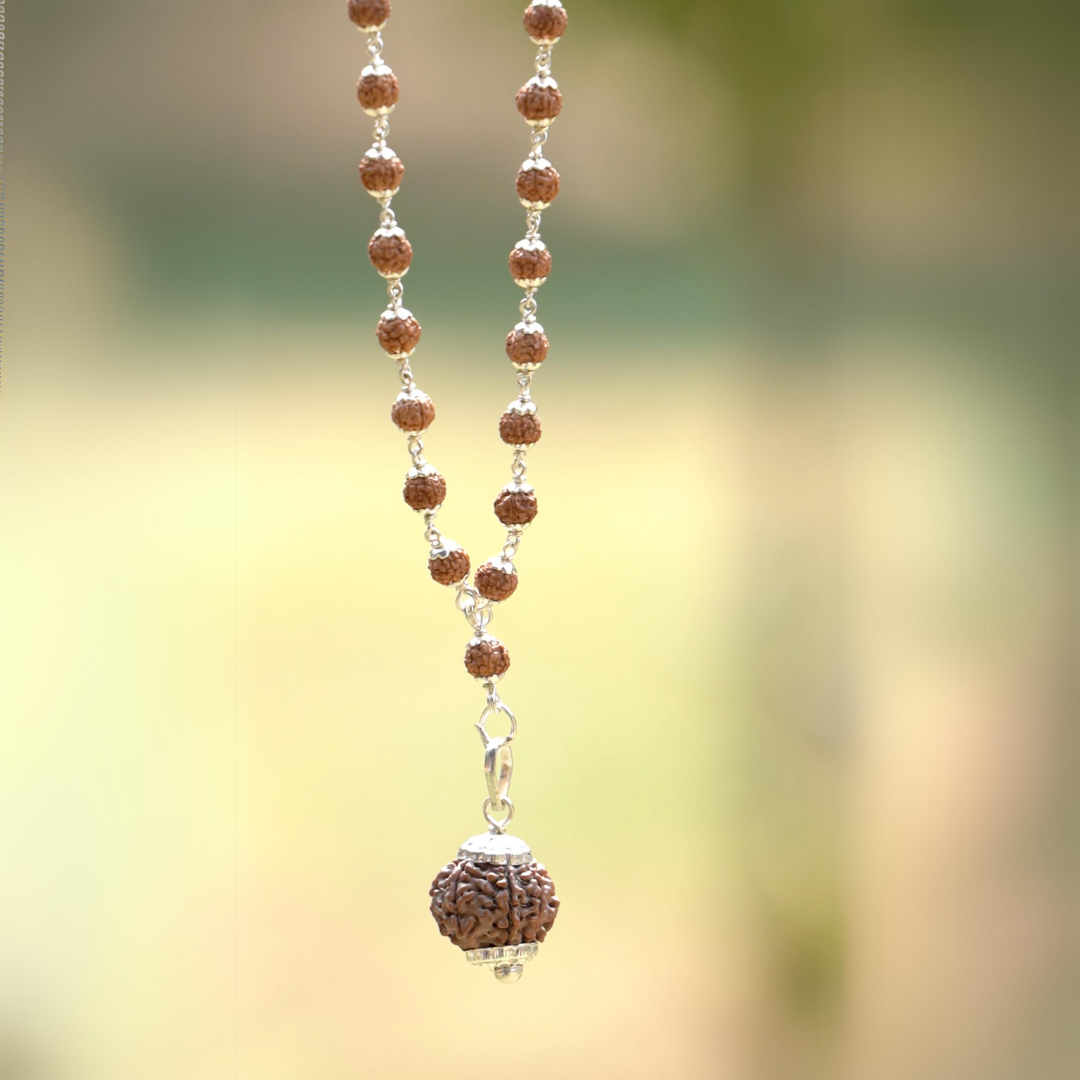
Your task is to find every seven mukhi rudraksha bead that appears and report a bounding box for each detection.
[505,321,549,369]
[475,559,519,602]
[494,483,538,526]
[377,307,422,358]
[428,545,470,586]
[356,64,399,115]
[523,1,568,44]
[368,226,413,277]
[516,76,562,126]
[429,833,559,982]
[509,240,552,288]
[390,388,434,432]
[516,158,561,210]
[499,404,542,446]
[347,0,391,31]
[358,149,405,197]
[464,635,511,678]
[403,467,446,511]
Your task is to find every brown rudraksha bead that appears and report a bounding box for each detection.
[376,308,422,357]
[516,159,561,209]
[499,408,542,446]
[516,77,562,125]
[475,560,519,602]
[356,66,399,115]
[347,0,391,31]
[368,226,412,277]
[464,636,511,678]
[523,1,568,44]
[509,241,552,287]
[390,390,434,432]
[505,321,549,367]
[358,151,405,197]
[403,469,446,511]
[429,546,470,586]
[494,485,538,526]
[429,857,559,950]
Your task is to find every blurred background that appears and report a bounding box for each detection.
[1,1,1076,1078]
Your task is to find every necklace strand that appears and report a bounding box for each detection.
[352,0,566,838]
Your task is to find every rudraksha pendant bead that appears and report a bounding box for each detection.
[390,388,434,432]
[358,149,405,197]
[505,321,549,369]
[428,545,470,586]
[368,226,412,277]
[464,635,511,678]
[357,64,399,116]
[475,558,519,602]
[509,240,552,288]
[377,307,422,358]
[499,401,542,446]
[523,1,568,44]
[516,76,562,126]
[403,467,446,511]
[347,0,391,31]
[516,158,561,209]
[430,833,559,982]
[494,483,538,526]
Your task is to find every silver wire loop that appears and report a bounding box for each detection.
[483,796,515,833]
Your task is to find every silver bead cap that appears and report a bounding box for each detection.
[363,145,398,163]
[523,74,559,91]
[379,306,415,323]
[512,319,545,337]
[506,398,538,417]
[501,480,534,496]
[458,832,533,865]
[514,238,548,254]
[520,156,554,173]
[465,943,539,984]
[429,541,463,561]
[529,0,565,8]
[360,62,394,79]
[407,463,438,480]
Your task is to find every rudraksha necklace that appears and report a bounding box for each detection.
[347,0,569,983]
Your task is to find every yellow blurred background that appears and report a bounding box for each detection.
[1,1,1075,1078]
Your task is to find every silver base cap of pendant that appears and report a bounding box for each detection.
[458,832,532,866]
[464,942,539,983]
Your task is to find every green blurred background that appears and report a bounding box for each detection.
[2,1,1075,1078]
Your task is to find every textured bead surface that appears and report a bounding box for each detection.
[390,390,434,432]
[357,67,399,114]
[499,409,542,446]
[376,308,422,357]
[509,242,552,286]
[516,161,561,209]
[523,2,568,44]
[464,637,511,678]
[475,561,519,602]
[347,0,391,30]
[403,471,446,510]
[358,152,404,196]
[430,857,559,951]
[505,322,549,367]
[429,547,471,586]
[516,77,562,124]
[368,227,412,276]
[494,486,538,526]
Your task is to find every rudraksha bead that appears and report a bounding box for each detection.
[368,226,412,277]
[494,484,538,526]
[403,468,446,511]
[516,158,561,209]
[356,65,399,115]
[509,241,552,287]
[499,406,542,446]
[463,636,511,678]
[516,76,562,126]
[377,307,422,358]
[475,559,519,602]
[522,1,568,44]
[390,389,434,432]
[358,150,404,197]
[347,0,391,31]
[429,857,559,950]
[505,321,549,368]
[428,546,470,586]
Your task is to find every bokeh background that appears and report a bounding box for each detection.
[2,1,1076,1078]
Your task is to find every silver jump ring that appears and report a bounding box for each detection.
[483,796,515,833]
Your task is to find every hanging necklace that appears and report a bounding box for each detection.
[347,0,569,983]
